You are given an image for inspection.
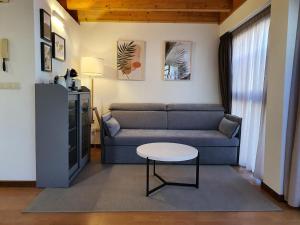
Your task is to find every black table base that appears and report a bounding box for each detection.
[146,154,199,196]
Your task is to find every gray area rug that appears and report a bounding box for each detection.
[25,163,280,212]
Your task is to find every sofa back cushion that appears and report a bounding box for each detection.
[167,104,224,130]
[109,103,224,130]
[110,103,166,111]
[110,104,167,129]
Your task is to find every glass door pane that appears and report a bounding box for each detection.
[80,94,91,162]
[68,95,79,176]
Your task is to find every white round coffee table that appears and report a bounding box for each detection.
[137,142,199,196]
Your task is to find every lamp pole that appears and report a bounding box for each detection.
[91,77,94,111]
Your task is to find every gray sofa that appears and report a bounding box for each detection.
[101,103,242,165]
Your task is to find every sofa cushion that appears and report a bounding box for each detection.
[218,117,240,138]
[167,104,224,111]
[104,117,120,137]
[111,111,167,129]
[104,129,239,147]
[110,103,166,111]
[167,111,224,130]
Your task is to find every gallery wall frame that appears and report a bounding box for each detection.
[52,32,66,61]
[41,42,52,72]
[40,9,52,42]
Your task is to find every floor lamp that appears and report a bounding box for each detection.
[80,57,104,126]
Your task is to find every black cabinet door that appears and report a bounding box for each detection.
[80,94,91,165]
[68,94,80,177]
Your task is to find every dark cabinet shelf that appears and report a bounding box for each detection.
[35,84,91,188]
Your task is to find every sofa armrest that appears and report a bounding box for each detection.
[100,117,109,163]
[100,118,107,138]
[100,112,113,161]
[100,112,112,138]
[225,114,242,165]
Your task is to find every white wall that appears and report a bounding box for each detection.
[80,23,220,111]
[34,0,81,83]
[0,0,81,180]
[219,0,270,36]
[264,0,300,194]
[0,0,36,180]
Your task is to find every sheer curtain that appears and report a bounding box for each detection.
[231,10,270,173]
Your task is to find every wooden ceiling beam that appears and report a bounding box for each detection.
[78,10,220,23]
[67,0,232,12]
[219,0,246,23]
[57,0,79,23]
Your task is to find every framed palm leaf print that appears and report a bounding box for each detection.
[117,40,145,81]
[164,41,192,80]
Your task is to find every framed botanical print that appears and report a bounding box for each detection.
[52,32,66,61]
[163,41,192,80]
[40,9,52,42]
[117,40,145,81]
[41,42,52,72]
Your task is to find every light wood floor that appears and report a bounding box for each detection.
[0,149,299,225]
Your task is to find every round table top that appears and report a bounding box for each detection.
[136,142,198,162]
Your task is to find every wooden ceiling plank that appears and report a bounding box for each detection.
[78,10,220,23]
[67,0,232,12]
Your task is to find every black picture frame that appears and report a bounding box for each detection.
[52,32,66,61]
[40,9,52,42]
[41,42,52,72]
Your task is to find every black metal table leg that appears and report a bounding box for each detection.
[196,153,199,188]
[146,157,149,196]
[145,151,200,196]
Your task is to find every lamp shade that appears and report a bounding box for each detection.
[81,57,104,77]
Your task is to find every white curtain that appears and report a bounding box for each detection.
[232,13,270,174]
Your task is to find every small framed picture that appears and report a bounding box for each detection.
[41,42,52,72]
[52,32,66,61]
[40,9,51,42]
